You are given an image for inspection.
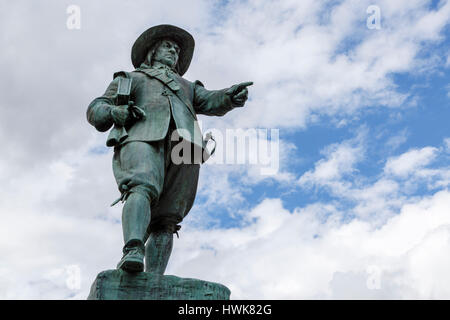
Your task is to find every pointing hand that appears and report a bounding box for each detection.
[226,81,253,107]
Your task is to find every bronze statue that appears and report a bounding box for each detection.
[87,24,252,274]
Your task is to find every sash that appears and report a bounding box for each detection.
[135,68,197,119]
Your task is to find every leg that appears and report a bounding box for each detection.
[144,159,200,274]
[122,192,151,246]
[113,141,165,272]
[117,191,152,272]
[145,230,173,274]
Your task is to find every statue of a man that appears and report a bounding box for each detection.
[87,25,252,273]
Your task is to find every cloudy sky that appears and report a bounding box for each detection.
[0,0,449,299]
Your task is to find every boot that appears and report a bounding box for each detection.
[117,239,145,272]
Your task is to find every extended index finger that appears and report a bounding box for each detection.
[236,81,253,91]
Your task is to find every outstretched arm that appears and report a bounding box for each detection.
[193,81,253,116]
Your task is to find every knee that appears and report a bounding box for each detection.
[121,183,158,205]
[148,217,182,238]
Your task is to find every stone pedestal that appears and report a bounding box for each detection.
[87,269,231,300]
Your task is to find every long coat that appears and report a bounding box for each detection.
[87,65,236,155]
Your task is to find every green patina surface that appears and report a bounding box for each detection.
[86,24,251,299]
[88,270,231,300]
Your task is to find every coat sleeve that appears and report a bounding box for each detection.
[86,77,120,132]
[193,80,237,116]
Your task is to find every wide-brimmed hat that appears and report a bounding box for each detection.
[131,24,195,75]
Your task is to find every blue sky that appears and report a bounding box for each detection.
[195,1,450,229]
[0,0,449,299]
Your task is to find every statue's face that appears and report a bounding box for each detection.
[152,39,180,69]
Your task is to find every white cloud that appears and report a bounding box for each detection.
[0,0,449,300]
[192,0,450,130]
[384,147,438,178]
[297,134,450,224]
[298,131,365,187]
[444,137,450,152]
[385,129,409,150]
[170,189,450,299]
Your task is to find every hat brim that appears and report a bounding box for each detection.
[131,24,194,76]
